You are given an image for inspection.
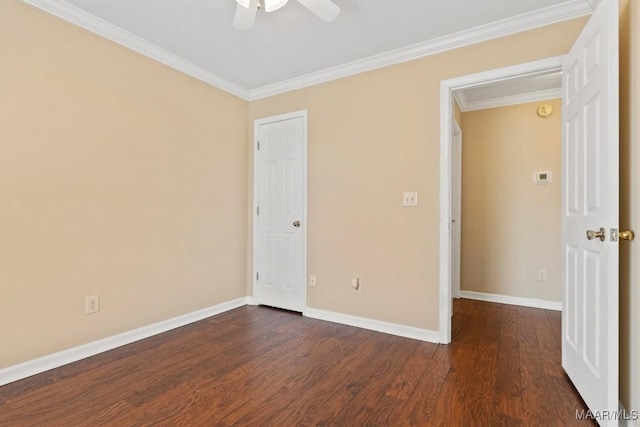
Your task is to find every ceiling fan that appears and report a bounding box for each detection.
[233,0,340,30]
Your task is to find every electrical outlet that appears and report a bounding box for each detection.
[309,274,317,287]
[85,295,100,314]
[537,270,547,282]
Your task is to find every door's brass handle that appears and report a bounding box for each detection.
[586,227,606,242]
[619,230,635,241]
[293,221,301,228]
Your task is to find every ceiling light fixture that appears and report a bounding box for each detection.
[233,0,340,30]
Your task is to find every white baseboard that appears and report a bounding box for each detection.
[0,297,250,387]
[459,290,562,311]
[304,307,440,343]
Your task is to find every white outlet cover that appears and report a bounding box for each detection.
[85,295,100,314]
[402,191,418,207]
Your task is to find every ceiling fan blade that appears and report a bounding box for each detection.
[233,0,258,30]
[296,0,340,23]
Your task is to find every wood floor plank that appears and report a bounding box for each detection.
[517,306,572,426]
[0,300,592,426]
[123,322,294,407]
[385,341,438,401]
[331,336,420,424]
[368,358,450,426]
[228,329,397,426]
[136,316,356,425]
[2,383,111,426]
[81,307,295,411]
[533,307,566,378]
[493,304,524,418]
[545,308,563,345]
[75,400,139,427]
[399,360,451,426]
[130,319,333,425]
[547,374,598,426]
[272,330,381,426]
[221,336,357,425]
[232,332,398,422]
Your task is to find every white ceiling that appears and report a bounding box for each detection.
[25,0,593,100]
[456,71,563,112]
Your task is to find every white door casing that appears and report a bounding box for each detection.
[561,0,619,419]
[253,110,307,312]
[439,55,565,344]
[451,121,462,300]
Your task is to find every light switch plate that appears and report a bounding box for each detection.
[403,192,418,207]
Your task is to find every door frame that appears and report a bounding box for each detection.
[451,119,462,300]
[438,56,564,343]
[252,109,309,313]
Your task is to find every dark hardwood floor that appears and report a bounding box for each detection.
[0,299,594,426]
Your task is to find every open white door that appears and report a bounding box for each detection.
[562,0,619,423]
[254,111,307,312]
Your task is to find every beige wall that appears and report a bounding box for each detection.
[0,1,248,368]
[249,18,588,330]
[619,0,639,416]
[460,99,562,301]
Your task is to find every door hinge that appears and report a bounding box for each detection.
[256,272,259,281]
[257,140,260,150]
[257,206,260,216]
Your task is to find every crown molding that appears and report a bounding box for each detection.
[455,87,563,112]
[21,0,251,100]
[22,0,591,103]
[248,0,592,100]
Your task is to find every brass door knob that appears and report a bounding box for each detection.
[619,230,635,241]
[586,227,606,241]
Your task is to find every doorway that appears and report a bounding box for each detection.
[453,94,564,308]
[438,56,564,344]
